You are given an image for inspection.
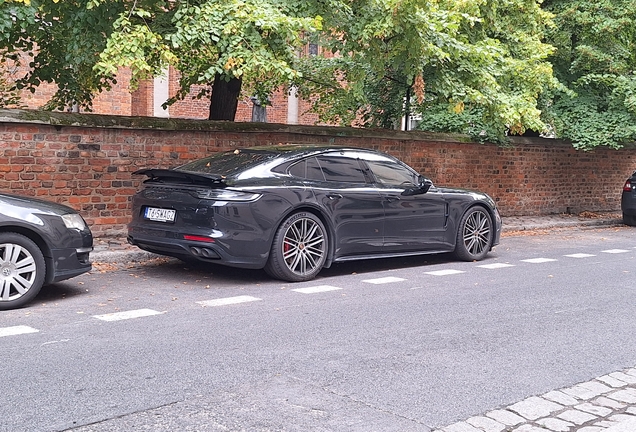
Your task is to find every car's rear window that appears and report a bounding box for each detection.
[176,151,277,177]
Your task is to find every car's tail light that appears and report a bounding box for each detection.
[194,189,261,201]
[183,235,215,243]
[624,180,633,192]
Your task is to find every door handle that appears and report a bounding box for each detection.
[386,196,401,202]
[326,193,343,200]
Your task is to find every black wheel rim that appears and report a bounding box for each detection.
[0,243,37,302]
[282,217,325,276]
[462,211,491,256]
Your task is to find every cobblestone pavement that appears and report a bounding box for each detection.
[434,367,636,432]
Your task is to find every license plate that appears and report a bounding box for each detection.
[144,207,176,222]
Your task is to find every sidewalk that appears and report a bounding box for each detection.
[435,367,636,432]
[502,211,624,234]
[91,211,626,264]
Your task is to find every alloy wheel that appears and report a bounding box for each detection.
[462,210,492,256]
[0,242,38,301]
[282,217,326,276]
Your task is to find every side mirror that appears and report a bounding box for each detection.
[420,178,433,193]
[401,178,433,196]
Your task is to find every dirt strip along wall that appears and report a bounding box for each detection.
[1,109,635,236]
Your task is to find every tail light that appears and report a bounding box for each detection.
[624,180,633,192]
[183,235,215,243]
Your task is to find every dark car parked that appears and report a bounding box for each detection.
[622,171,636,226]
[128,145,501,282]
[0,193,93,310]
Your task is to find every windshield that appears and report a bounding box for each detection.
[176,150,278,178]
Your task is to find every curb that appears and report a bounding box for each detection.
[502,217,624,233]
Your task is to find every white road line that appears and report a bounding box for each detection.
[293,285,342,294]
[564,253,597,258]
[0,325,39,338]
[197,295,261,307]
[478,263,516,269]
[362,276,407,284]
[93,308,164,322]
[521,258,558,264]
[602,249,630,254]
[424,269,465,276]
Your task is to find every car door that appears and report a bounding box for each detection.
[299,152,385,258]
[361,153,449,253]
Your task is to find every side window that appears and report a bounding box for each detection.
[365,159,419,187]
[288,157,325,181]
[316,154,367,183]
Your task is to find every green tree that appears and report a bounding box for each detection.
[93,0,320,120]
[0,0,319,120]
[0,0,123,111]
[294,0,559,142]
[0,0,569,141]
[542,0,636,150]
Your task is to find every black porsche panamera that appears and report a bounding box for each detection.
[128,145,502,282]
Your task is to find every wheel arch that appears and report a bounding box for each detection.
[462,202,497,227]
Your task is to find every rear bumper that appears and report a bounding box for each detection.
[127,225,269,269]
[622,191,636,215]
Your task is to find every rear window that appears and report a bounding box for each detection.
[176,151,277,177]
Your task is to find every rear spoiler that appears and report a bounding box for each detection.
[133,169,226,185]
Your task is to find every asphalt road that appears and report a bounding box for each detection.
[1,226,635,432]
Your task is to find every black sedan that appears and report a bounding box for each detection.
[128,145,501,282]
[622,170,636,226]
[0,193,93,310]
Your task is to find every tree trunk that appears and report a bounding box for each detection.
[208,75,242,121]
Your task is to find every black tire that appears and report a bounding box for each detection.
[623,213,636,226]
[264,212,327,282]
[0,232,47,310]
[453,207,493,261]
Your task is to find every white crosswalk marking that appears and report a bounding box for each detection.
[293,285,342,294]
[0,325,39,338]
[478,263,515,269]
[564,253,596,258]
[521,258,558,263]
[362,276,406,284]
[602,249,630,254]
[197,296,261,307]
[424,269,465,276]
[93,309,164,321]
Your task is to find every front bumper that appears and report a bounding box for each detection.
[48,245,92,283]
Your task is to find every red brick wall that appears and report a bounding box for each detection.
[1,110,634,236]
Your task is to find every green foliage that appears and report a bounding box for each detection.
[0,0,123,111]
[3,0,635,151]
[415,104,507,144]
[0,50,22,107]
[294,0,559,142]
[93,0,319,110]
[542,0,636,149]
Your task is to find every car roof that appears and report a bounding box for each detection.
[229,144,382,160]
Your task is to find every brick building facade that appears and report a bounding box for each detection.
[11,53,323,125]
